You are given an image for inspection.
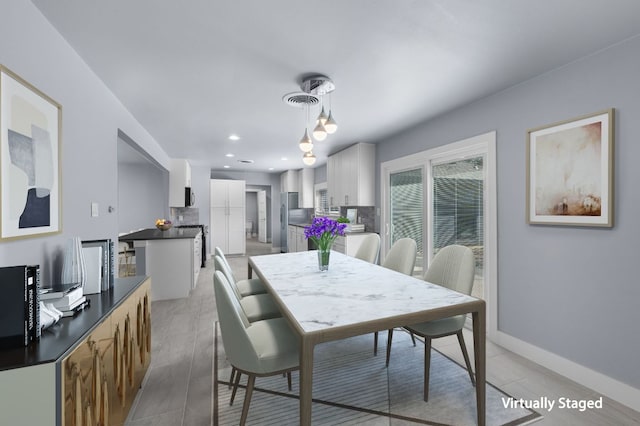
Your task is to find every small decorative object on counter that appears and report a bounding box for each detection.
[304,217,347,271]
[155,218,172,231]
[61,237,86,287]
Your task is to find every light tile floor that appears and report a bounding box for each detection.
[126,239,640,425]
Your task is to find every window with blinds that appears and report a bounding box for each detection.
[316,188,329,214]
[432,157,484,252]
[390,169,423,252]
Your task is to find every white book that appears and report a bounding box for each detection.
[83,246,103,294]
[52,295,86,311]
[44,286,84,306]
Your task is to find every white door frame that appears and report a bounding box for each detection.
[380,131,498,338]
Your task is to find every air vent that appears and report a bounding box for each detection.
[282,92,320,108]
[237,159,254,164]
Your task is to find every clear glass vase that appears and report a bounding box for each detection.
[317,248,331,271]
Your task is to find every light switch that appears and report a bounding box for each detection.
[91,202,99,217]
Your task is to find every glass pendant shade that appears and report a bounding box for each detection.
[298,129,313,152]
[324,110,338,134]
[312,121,327,141]
[316,106,328,125]
[302,151,316,166]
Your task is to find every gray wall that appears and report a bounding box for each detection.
[117,161,169,234]
[377,35,640,390]
[0,2,169,286]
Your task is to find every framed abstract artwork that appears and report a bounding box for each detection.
[526,109,614,227]
[1,65,62,240]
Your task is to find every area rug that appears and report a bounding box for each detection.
[213,323,542,425]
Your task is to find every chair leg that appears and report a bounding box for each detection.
[423,337,432,402]
[287,371,292,391]
[230,369,242,405]
[239,375,255,426]
[456,330,475,386]
[229,367,236,389]
[385,328,394,367]
[373,331,379,355]
[410,331,417,346]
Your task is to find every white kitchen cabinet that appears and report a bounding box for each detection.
[134,234,199,300]
[169,159,192,207]
[280,170,299,193]
[296,226,307,252]
[287,225,308,252]
[210,179,246,255]
[327,143,375,207]
[193,231,202,287]
[332,233,375,257]
[298,167,315,208]
[287,225,298,252]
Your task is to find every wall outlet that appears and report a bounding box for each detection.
[91,202,99,217]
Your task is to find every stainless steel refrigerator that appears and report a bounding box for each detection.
[280,192,309,252]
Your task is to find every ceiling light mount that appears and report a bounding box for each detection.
[300,75,335,96]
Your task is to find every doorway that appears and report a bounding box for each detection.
[245,185,271,253]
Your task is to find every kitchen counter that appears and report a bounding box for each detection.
[120,228,202,301]
[0,275,148,372]
[119,227,201,240]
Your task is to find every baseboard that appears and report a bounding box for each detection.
[495,330,640,413]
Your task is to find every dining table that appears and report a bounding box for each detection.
[248,250,486,425]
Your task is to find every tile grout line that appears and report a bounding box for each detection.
[180,298,203,426]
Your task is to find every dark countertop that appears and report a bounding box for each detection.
[0,276,148,372]
[119,227,201,241]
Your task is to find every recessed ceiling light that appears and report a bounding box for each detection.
[225,153,234,157]
[268,167,274,171]
[281,157,288,161]
[223,165,230,169]
[229,134,240,141]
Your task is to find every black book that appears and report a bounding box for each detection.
[0,265,40,348]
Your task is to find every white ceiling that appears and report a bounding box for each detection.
[33,0,640,172]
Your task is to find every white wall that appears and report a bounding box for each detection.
[377,35,640,405]
[0,2,169,285]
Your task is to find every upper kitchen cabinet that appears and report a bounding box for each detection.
[169,159,192,207]
[327,143,375,207]
[298,168,315,208]
[280,170,299,193]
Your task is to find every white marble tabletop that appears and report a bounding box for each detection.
[249,250,479,335]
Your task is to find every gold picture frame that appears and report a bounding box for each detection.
[1,65,62,240]
[526,109,614,227]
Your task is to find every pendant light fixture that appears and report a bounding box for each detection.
[302,150,316,166]
[323,92,338,134]
[283,74,338,165]
[299,104,314,152]
[299,129,313,152]
[312,120,327,141]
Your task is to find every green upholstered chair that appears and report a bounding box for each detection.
[214,246,267,296]
[214,271,299,425]
[387,244,476,401]
[373,238,417,356]
[353,233,381,264]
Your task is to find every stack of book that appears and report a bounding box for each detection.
[40,283,89,317]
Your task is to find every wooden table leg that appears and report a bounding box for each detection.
[299,337,314,426]
[473,303,486,426]
[247,263,253,279]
